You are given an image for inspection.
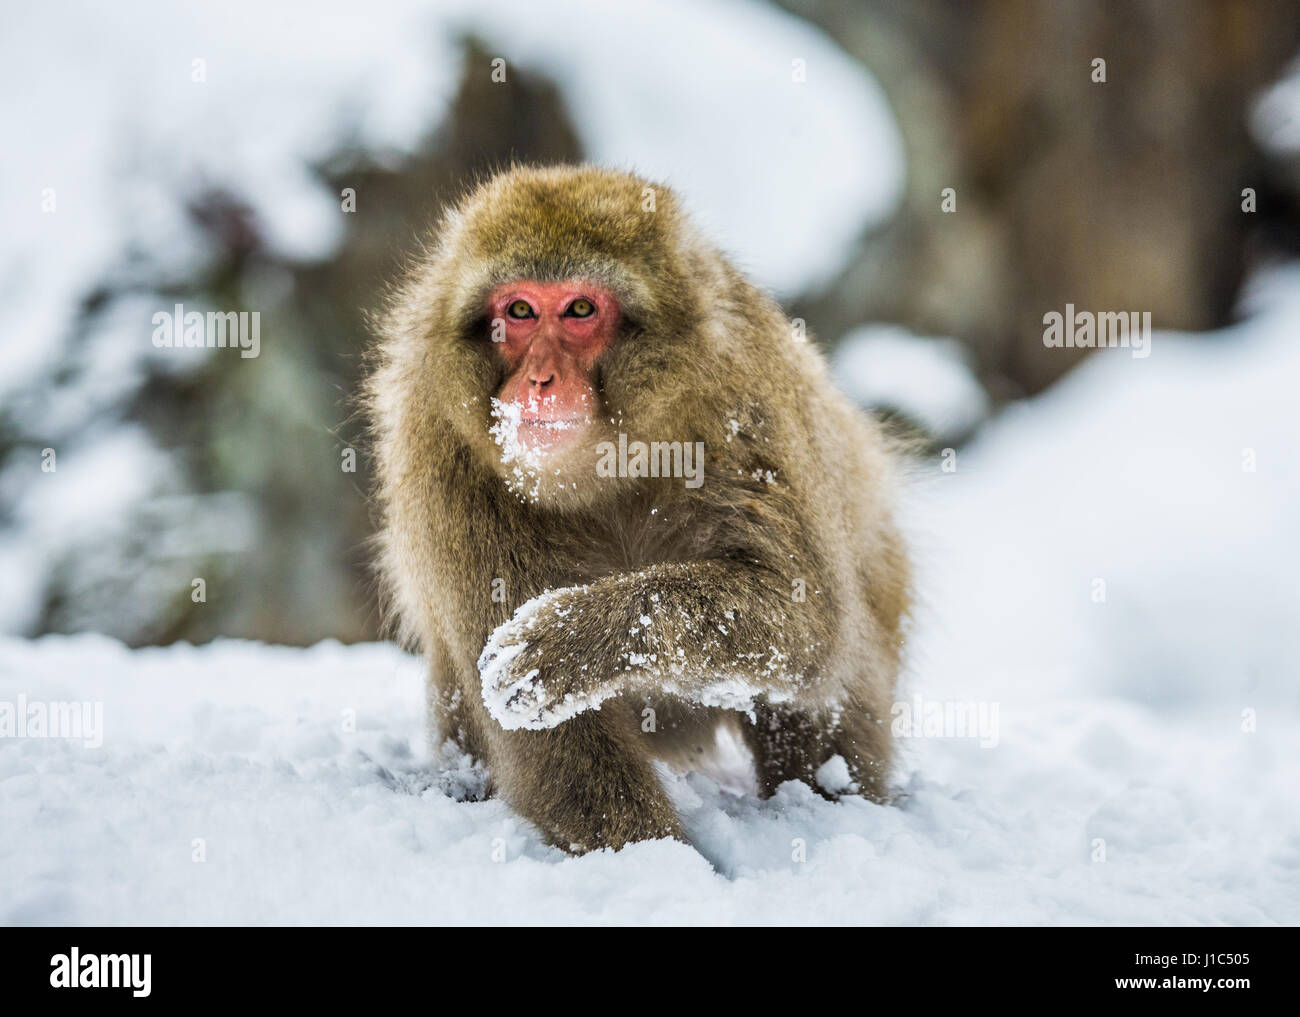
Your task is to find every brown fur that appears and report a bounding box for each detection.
[365,165,910,852]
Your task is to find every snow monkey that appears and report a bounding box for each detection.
[366,165,910,852]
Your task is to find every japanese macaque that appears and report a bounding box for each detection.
[366,165,910,852]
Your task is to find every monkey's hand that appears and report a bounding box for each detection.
[478,586,630,731]
[480,561,820,729]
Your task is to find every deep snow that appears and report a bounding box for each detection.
[3,269,1298,926]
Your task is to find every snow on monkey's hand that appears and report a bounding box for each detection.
[478,586,628,731]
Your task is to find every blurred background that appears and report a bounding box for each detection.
[4,0,1300,649]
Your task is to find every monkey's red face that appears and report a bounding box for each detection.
[488,280,619,451]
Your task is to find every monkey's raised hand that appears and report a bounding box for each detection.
[477,585,629,731]
[478,562,815,731]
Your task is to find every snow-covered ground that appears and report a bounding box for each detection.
[4,269,1298,926]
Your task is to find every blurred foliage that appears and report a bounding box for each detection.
[782,0,1300,397]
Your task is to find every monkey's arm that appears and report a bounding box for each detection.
[478,559,827,730]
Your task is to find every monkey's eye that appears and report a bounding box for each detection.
[507,299,535,319]
[565,298,595,318]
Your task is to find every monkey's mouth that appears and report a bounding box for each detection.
[518,416,586,429]
[516,416,589,448]
[488,396,593,458]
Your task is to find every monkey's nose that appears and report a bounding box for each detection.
[529,372,555,388]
